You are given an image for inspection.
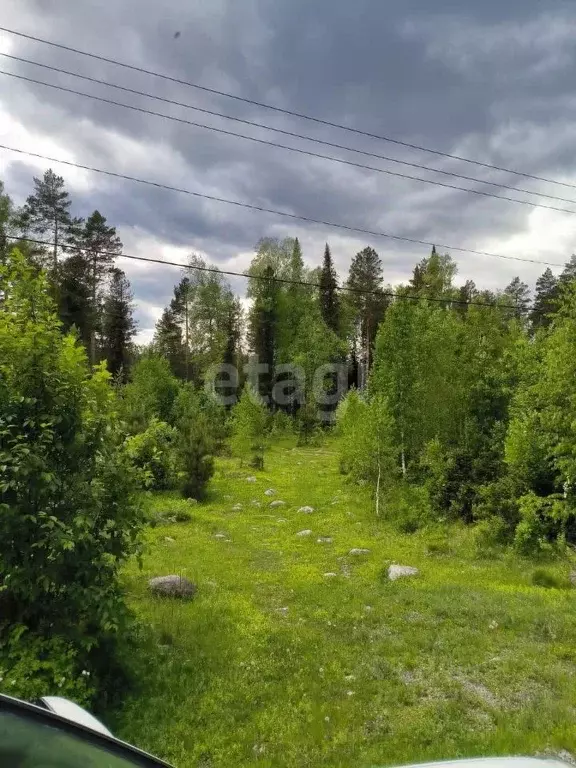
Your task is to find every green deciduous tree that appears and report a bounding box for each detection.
[0,249,144,703]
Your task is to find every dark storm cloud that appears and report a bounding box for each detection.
[2,0,576,339]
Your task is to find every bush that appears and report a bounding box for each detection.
[121,355,180,433]
[269,409,293,437]
[125,418,177,490]
[0,251,145,704]
[472,517,509,557]
[513,492,571,554]
[531,568,570,589]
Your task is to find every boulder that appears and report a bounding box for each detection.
[349,548,370,556]
[387,564,419,581]
[270,500,286,508]
[149,575,196,599]
[296,529,313,537]
[264,489,276,496]
[246,476,257,483]
[298,506,315,514]
[324,572,338,578]
[317,536,333,544]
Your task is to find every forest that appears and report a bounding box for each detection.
[2,168,576,755]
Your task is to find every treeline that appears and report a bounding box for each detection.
[0,173,136,377]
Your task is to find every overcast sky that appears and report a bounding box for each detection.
[1,0,576,341]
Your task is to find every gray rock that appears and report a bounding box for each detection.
[270,500,286,508]
[324,572,338,578]
[317,536,333,544]
[388,564,419,581]
[163,536,175,543]
[149,575,196,599]
[296,529,313,537]
[186,498,198,505]
[264,489,276,496]
[298,506,315,514]
[349,548,371,556]
[246,476,257,483]
[214,533,227,539]
[232,504,243,511]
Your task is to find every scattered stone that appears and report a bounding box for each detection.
[317,536,333,544]
[298,506,315,514]
[186,498,198,505]
[344,674,356,682]
[324,572,338,578]
[489,620,499,630]
[148,575,196,599]
[246,476,257,483]
[270,500,286,508]
[388,564,419,581]
[296,529,313,537]
[349,548,371,556]
[264,489,276,496]
[163,536,175,543]
[276,518,288,523]
[214,533,227,539]
[232,504,243,511]
[251,500,262,507]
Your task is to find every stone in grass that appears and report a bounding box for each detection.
[264,489,276,496]
[149,575,196,599]
[388,564,419,581]
[163,536,175,543]
[349,548,371,556]
[324,572,338,578]
[246,476,257,483]
[214,533,227,539]
[296,529,313,537]
[298,506,315,514]
[270,500,286,508]
[317,536,333,544]
[232,504,243,511]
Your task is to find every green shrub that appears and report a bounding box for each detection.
[125,418,177,490]
[473,516,509,557]
[269,409,293,437]
[0,251,145,704]
[531,568,571,590]
[513,492,571,554]
[121,355,180,433]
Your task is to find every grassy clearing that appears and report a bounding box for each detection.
[112,436,576,768]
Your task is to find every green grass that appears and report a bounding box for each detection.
[112,436,576,768]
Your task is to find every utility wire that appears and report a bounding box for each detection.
[4,70,575,215]
[2,53,576,208]
[6,234,526,311]
[0,144,567,269]
[1,25,575,192]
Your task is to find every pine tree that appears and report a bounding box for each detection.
[81,211,123,365]
[153,307,186,378]
[175,387,215,500]
[231,384,268,469]
[101,268,136,380]
[504,277,531,320]
[531,268,559,330]
[345,246,388,377]
[319,243,340,334]
[58,253,92,347]
[20,170,78,276]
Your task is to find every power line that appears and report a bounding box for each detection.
[0,143,565,269]
[1,25,575,192]
[4,70,576,215]
[2,53,575,208]
[6,234,525,310]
